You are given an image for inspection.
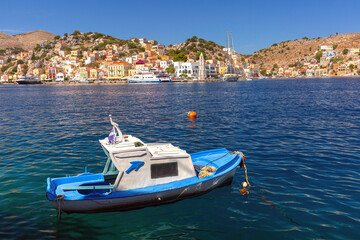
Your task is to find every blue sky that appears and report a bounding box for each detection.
[1,0,359,54]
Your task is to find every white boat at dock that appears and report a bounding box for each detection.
[127,72,161,83]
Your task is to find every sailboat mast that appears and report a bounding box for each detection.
[231,32,235,74]
[230,31,233,74]
[226,30,229,70]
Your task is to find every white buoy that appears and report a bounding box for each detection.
[241,182,248,188]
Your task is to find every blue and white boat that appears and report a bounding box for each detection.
[46,116,246,213]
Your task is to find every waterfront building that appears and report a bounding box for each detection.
[135,60,146,70]
[107,62,131,80]
[90,69,102,79]
[173,62,200,78]
[218,66,227,75]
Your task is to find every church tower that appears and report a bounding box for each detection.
[199,52,206,80]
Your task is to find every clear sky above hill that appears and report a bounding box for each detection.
[1,0,359,54]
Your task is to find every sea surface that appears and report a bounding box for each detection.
[0,78,360,239]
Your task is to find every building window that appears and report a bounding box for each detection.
[151,162,178,179]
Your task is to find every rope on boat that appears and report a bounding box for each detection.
[197,152,231,178]
[56,194,65,220]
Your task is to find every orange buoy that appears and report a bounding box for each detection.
[188,111,197,118]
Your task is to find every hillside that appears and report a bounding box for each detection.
[249,33,360,67]
[0,30,56,50]
[166,36,226,61]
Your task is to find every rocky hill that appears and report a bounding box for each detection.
[166,36,226,61]
[0,30,56,50]
[248,33,360,67]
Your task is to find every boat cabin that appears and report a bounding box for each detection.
[99,118,196,191]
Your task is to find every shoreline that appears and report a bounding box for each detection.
[1,75,359,86]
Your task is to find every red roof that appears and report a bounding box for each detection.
[136,60,145,64]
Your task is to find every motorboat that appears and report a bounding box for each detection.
[16,76,42,84]
[156,73,172,82]
[46,115,247,213]
[222,74,238,82]
[127,72,161,83]
[78,79,90,84]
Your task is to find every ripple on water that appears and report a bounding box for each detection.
[0,79,360,239]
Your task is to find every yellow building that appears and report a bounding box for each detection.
[71,50,80,56]
[218,67,227,74]
[107,62,131,80]
[32,68,43,76]
[90,69,102,79]
[128,69,137,76]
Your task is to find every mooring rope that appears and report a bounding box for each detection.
[56,195,65,220]
[233,152,302,226]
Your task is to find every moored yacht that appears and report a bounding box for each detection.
[127,72,161,83]
[155,73,172,82]
[222,74,238,82]
[16,76,42,84]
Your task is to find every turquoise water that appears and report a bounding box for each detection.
[0,78,360,239]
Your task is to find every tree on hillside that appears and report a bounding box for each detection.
[315,50,323,62]
[153,40,158,45]
[260,68,267,76]
[72,30,80,36]
[343,49,349,55]
[65,47,72,54]
[173,52,187,62]
[64,33,68,37]
[190,36,198,42]
[54,35,60,40]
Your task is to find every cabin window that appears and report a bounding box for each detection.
[151,162,178,179]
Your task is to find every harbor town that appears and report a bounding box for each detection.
[1,31,360,84]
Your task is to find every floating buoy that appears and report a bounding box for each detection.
[240,188,249,195]
[188,111,197,118]
[241,182,248,188]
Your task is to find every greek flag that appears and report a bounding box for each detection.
[108,127,116,144]
[40,42,43,47]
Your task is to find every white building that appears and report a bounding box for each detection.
[125,57,133,64]
[85,56,95,65]
[320,46,333,51]
[160,60,173,70]
[139,38,147,44]
[56,72,65,81]
[173,62,200,78]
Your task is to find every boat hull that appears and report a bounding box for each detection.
[49,167,237,213]
[16,80,42,84]
[127,80,161,83]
